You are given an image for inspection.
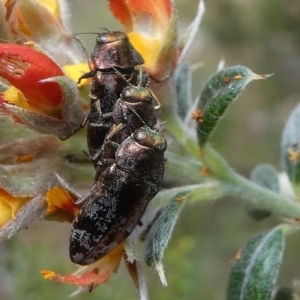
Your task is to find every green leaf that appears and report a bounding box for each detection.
[144,192,187,286]
[250,164,279,192]
[196,65,271,146]
[247,164,279,220]
[281,103,300,197]
[174,62,193,120]
[226,227,284,300]
[273,287,296,300]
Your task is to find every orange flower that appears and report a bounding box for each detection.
[109,0,177,81]
[45,186,79,222]
[0,187,31,228]
[0,42,84,139]
[1,0,78,64]
[0,43,64,118]
[41,243,124,292]
[109,0,205,115]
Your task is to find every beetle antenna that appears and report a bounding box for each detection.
[73,35,93,71]
[148,89,161,110]
[125,102,147,127]
[98,27,111,33]
[73,32,99,35]
[112,67,134,87]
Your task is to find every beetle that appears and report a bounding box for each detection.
[76,30,149,160]
[69,125,167,265]
[109,81,161,142]
[92,78,161,179]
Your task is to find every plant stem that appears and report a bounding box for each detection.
[164,114,201,160]
[153,182,222,207]
[203,145,300,218]
[224,174,300,218]
[165,151,203,185]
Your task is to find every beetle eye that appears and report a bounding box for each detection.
[122,88,131,100]
[96,34,108,44]
[134,128,146,141]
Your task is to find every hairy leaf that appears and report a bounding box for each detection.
[174,62,193,120]
[196,65,271,146]
[281,103,300,197]
[226,227,284,300]
[144,191,187,286]
[247,164,279,220]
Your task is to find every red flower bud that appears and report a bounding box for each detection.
[0,43,64,117]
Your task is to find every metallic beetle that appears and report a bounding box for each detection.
[77,31,149,160]
[70,126,167,265]
[93,83,160,178]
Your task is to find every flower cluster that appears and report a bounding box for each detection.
[0,0,205,297]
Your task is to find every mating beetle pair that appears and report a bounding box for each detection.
[77,31,150,162]
[70,126,167,265]
[69,31,167,265]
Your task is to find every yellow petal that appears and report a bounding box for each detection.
[0,200,13,227]
[63,63,91,87]
[2,86,42,113]
[16,0,65,39]
[45,186,78,217]
[128,33,162,72]
[38,0,60,20]
[0,188,31,227]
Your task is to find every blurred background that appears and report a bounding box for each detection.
[2,0,300,299]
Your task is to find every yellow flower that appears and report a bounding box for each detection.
[109,0,177,81]
[0,42,84,139]
[1,0,78,64]
[109,0,205,114]
[45,186,79,223]
[0,188,31,228]
[0,43,64,118]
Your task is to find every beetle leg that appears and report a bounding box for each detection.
[105,123,126,141]
[75,191,95,206]
[77,68,98,84]
[102,112,113,119]
[81,110,91,127]
[59,111,90,140]
[92,137,120,162]
[148,89,161,110]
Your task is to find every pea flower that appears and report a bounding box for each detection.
[0,0,80,64]
[110,0,204,81]
[0,149,79,240]
[0,42,84,138]
[41,243,124,293]
[0,0,89,238]
[109,0,205,116]
[0,188,31,229]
